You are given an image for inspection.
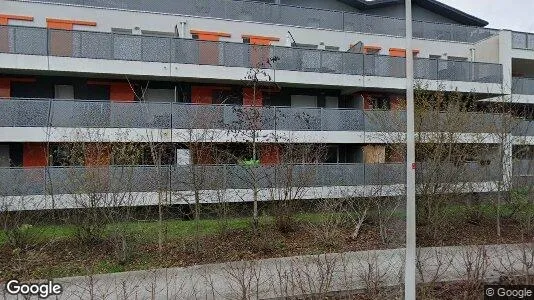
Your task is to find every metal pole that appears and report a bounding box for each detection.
[404,0,416,299]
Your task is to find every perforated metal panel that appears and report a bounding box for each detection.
[172,103,225,129]
[51,100,110,128]
[0,99,49,127]
[171,38,199,64]
[113,34,142,60]
[365,164,405,185]
[222,42,249,68]
[513,120,534,136]
[0,168,46,196]
[512,32,528,49]
[437,60,470,82]
[414,58,438,80]
[76,31,113,59]
[342,52,364,75]
[364,110,406,132]
[364,55,406,78]
[9,26,47,55]
[111,102,171,129]
[275,107,320,131]
[321,109,364,131]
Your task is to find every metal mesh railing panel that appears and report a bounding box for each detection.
[51,100,110,128]
[0,99,49,127]
[364,110,407,132]
[275,107,321,131]
[364,55,406,78]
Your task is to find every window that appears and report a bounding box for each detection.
[291,95,317,108]
[141,30,175,37]
[213,89,241,105]
[111,28,133,34]
[447,56,468,61]
[368,95,391,110]
[54,85,74,100]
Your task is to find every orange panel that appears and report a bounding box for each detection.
[198,41,220,65]
[0,79,10,99]
[0,14,33,25]
[242,35,279,46]
[191,86,215,104]
[363,45,382,54]
[190,30,231,41]
[23,143,48,167]
[389,48,420,58]
[110,83,135,102]
[47,21,73,30]
[260,144,281,165]
[242,87,262,106]
[84,143,111,166]
[46,18,96,28]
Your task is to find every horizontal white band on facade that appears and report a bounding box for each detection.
[1,181,506,211]
[0,127,530,144]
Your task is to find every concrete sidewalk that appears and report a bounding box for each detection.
[2,243,533,299]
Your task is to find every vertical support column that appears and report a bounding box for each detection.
[404,0,417,299]
[499,30,513,95]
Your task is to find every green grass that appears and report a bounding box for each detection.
[2,201,533,246]
[0,216,274,246]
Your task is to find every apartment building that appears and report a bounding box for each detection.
[0,0,532,210]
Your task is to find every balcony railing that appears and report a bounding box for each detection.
[416,161,502,184]
[2,98,531,135]
[512,77,534,95]
[0,25,503,83]
[13,0,499,43]
[0,161,509,198]
[512,159,534,188]
[0,164,406,196]
[0,98,405,132]
[3,98,528,135]
[415,58,502,83]
[416,111,514,133]
[512,31,534,50]
[513,120,534,136]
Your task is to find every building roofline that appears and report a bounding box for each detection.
[338,0,489,27]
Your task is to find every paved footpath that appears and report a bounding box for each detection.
[2,243,533,299]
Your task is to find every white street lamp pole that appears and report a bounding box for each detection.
[404,0,416,299]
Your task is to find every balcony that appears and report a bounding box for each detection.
[0,164,406,197]
[1,98,525,136]
[512,32,534,50]
[513,121,534,136]
[0,25,503,84]
[0,98,405,133]
[512,77,534,95]
[513,159,534,188]
[12,0,499,43]
[416,161,502,184]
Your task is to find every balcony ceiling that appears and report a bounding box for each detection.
[337,0,489,27]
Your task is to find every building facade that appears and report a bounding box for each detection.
[0,0,532,210]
